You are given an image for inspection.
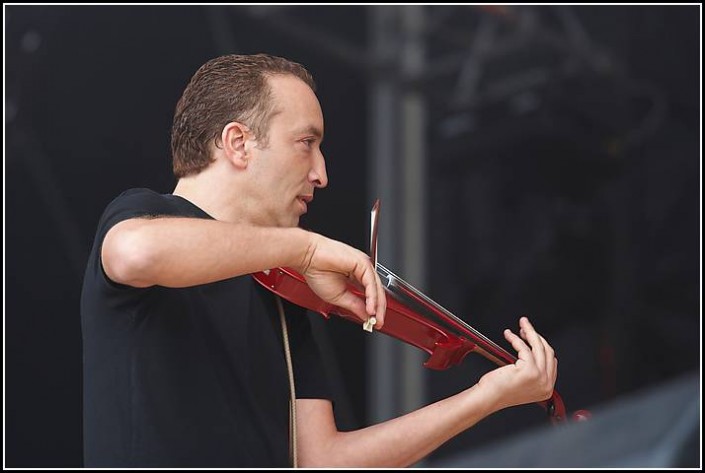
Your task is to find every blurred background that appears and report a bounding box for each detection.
[5,5,700,467]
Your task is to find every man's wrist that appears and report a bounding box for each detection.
[293,228,318,274]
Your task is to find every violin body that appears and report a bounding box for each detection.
[252,264,569,425]
[254,266,475,370]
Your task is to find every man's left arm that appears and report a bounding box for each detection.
[295,317,557,467]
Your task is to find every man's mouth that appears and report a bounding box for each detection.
[297,195,313,213]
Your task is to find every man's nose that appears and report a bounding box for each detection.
[310,150,328,188]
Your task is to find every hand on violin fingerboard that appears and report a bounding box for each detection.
[476,317,558,411]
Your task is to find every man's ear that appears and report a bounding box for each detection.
[221,121,253,169]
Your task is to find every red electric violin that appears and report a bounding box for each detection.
[253,200,589,425]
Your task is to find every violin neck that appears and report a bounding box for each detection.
[376,263,516,365]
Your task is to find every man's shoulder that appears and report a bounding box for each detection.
[106,187,170,211]
[114,187,163,202]
[101,187,208,222]
[93,188,180,230]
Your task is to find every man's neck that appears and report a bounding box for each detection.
[172,171,238,223]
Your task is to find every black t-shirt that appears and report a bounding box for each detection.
[80,188,332,467]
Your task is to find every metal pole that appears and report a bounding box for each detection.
[367,7,428,440]
[367,5,401,424]
[399,4,427,422]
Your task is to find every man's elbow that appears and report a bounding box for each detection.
[101,221,156,288]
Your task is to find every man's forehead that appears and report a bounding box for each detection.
[267,75,324,135]
[268,74,314,98]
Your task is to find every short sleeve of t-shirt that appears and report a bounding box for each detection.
[91,188,209,289]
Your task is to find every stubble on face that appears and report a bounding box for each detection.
[246,75,325,228]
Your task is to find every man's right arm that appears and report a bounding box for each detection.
[101,217,386,326]
[102,217,315,288]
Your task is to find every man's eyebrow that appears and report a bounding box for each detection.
[294,126,323,139]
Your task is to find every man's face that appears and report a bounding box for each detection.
[246,75,328,227]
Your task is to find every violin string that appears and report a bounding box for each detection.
[376,263,515,360]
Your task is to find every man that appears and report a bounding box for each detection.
[81,53,557,467]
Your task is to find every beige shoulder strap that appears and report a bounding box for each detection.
[275,296,297,468]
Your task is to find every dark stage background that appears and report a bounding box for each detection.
[5,5,701,467]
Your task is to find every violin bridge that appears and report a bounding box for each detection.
[363,316,377,333]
